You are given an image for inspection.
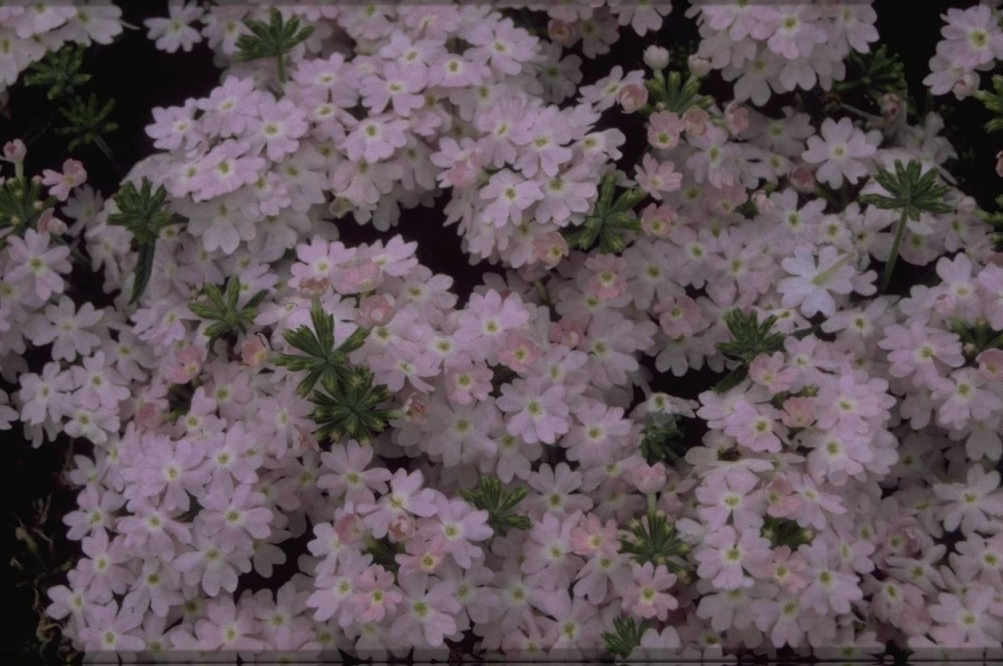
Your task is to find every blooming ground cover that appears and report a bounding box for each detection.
[4,1,1003,664]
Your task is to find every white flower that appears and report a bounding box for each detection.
[777,246,857,318]
[802,117,879,188]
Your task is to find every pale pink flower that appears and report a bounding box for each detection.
[617,83,648,113]
[647,111,685,150]
[749,352,796,393]
[802,117,879,188]
[635,154,682,200]
[585,254,627,300]
[695,525,772,590]
[623,562,678,621]
[497,333,542,373]
[629,462,667,494]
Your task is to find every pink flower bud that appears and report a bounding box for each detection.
[780,396,815,428]
[359,294,394,327]
[977,348,1003,382]
[387,514,416,543]
[447,153,481,189]
[751,190,774,215]
[957,196,978,213]
[630,462,667,494]
[996,150,1003,179]
[136,403,164,430]
[682,107,709,136]
[788,165,817,193]
[931,292,957,317]
[335,512,365,545]
[164,345,206,384]
[37,208,67,235]
[533,231,568,268]
[643,46,670,70]
[617,83,649,114]
[953,72,980,99]
[3,139,25,163]
[298,276,331,298]
[335,259,381,294]
[294,424,320,452]
[402,393,428,426]
[240,333,269,367]
[879,93,904,122]
[687,54,712,78]
[550,317,585,348]
[498,333,541,373]
[640,203,676,238]
[547,18,578,46]
[723,101,750,136]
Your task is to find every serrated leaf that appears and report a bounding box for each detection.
[131,243,156,305]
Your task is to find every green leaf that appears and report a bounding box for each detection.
[0,174,57,237]
[235,7,314,83]
[712,309,795,393]
[459,476,532,538]
[618,509,690,573]
[603,618,648,659]
[188,277,269,351]
[107,177,186,304]
[834,45,907,102]
[131,242,156,305]
[56,93,117,151]
[976,75,1003,133]
[639,412,689,465]
[276,300,369,398]
[24,44,92,101]
[309,367,394,444]
[562,173,645,254]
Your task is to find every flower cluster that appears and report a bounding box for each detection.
[1,1,1003,663]
[685,1,879,106]
[925,4,1003,99]
[0,2,123,104]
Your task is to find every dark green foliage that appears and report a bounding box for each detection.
[602,617,648,659]
[859,159,954,221]
[618,509,690,574]
[645,69,709,115]
[56,94,117,152]
[639,412,687,465]
[0,176,57,239]
[187,278,269,351]
[835,45,907,102]
[236,8,314,83]
[25,44,92,101]
[860,160,953,291]
[975,75,1003,134]
[713,309,787,392]
[459,476,531,538]
[563,173,645,254]
[309,367,395,444]
[107,177,185,303]
[274,299,369,398]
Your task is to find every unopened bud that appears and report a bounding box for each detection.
[2,139,25,164]
[643,46,670,71]
[687,54,712,78]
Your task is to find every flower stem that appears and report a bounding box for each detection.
[93,135,123,177]
[276,54,287,84]
[880,208,909,293]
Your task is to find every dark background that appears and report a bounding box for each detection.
[1,1,1000,663]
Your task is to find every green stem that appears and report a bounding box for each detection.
[880,208,909,293]
[93,135,123,177]
[276,53,287,84]
[839,102,879,120]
